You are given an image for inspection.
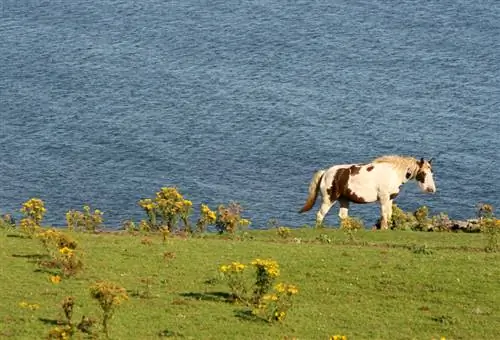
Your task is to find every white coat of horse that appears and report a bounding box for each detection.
[299,155,436,229]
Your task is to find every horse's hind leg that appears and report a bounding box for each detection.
[338,198,350,219]
[316,198,335,227]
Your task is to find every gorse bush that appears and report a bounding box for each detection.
[66,205,103,232]
[253,282,299,322]
[19,198,46,237]
[389,204,418,230]
[219,262,249,303]
[219,258,298,323]
[138,187,193,232]
[90,281,128,337]
[215,202,250,234]
[340,217,364,242]
[36,228,82,277]
[196,204,217,233]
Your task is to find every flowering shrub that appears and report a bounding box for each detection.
[19,198,46,237]
[139,187,193,232]
[66,205,103,232]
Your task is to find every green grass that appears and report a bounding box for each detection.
[0,227,499,339]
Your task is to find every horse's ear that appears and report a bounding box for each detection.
[429,157,433,165]
[418,157,424,166]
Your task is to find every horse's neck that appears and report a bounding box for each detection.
[386,158,419,184]
[401,161,419,183]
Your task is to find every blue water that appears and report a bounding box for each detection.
[1,0,499,228]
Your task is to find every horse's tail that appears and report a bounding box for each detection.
[299,169,325,213]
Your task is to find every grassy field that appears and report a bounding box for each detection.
[0,227,498,340]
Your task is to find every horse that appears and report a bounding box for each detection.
[299,155,436,229]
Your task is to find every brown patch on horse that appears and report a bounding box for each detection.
[326,167,368,204]
[367,165,374,172]
[349,165,363,176]
[389,192,398,200]
[415,171,426,183]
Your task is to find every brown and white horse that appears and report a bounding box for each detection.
[299,155,436,229]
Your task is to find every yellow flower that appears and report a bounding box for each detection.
[219,265,229,273]
[287,284,299,295]
[19,301,28,308]
[329,336,347,340]
[275,311,286,321]
[207,211,217,221]
[29,303,40,311]
[50,275,61,284]
[275,283,286,293]
[59,247,73,255]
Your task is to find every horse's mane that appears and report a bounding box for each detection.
[372,155,419,176]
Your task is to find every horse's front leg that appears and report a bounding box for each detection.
[379,198,392,230]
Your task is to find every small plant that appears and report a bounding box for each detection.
[90,281,128,337]
[0,213,16,230]
[477,204,499,252]
[122,220,138,233]
[66,205,103,232]
[137,277,155,299]
[215,202,250,234]
[61,296,75,325]
[58,246,84,277]
[195,204,217,233]
[276,226,292,239]
[431,212,452,232]
[414,205,433,230]
[47,296,96,339]
[340,217,363,242]
[411,243,433,255]
[141,237,153,246]
[329,336,347,340]
[252,282,299,323]
[316,233,332,244]
[47,325,73,340]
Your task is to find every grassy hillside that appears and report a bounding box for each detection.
[0,227,499,340]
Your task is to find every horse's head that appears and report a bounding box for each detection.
[415,157,436,193]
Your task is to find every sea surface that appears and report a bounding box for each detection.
[0,0,499,228]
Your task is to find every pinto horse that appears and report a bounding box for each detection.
[299,155,436,229]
